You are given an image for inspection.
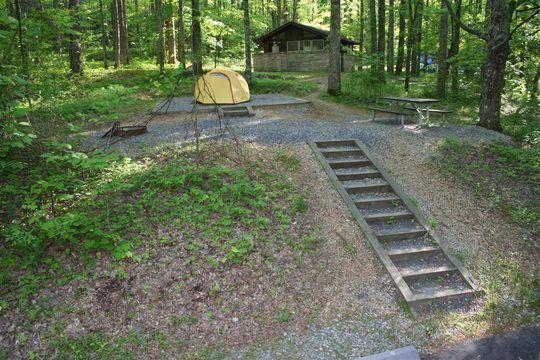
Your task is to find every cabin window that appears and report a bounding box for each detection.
[312,39,324,50]
[287,41,299,52]
[301,40,312,51]
[287,39,325,52]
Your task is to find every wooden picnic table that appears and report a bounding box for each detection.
[381,96,441,125]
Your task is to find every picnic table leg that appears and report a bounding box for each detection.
[426,108,431,125]
[401,114,404,128]
[414,104,423,125]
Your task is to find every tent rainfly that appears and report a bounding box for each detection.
[194,68,250,105]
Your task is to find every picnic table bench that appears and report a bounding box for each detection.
[370,96,452,127]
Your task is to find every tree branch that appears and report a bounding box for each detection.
[510,8,540,38]
[442,0,489,41]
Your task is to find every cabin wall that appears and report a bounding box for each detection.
[253,52,357,72]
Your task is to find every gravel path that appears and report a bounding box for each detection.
[89,106,510,158]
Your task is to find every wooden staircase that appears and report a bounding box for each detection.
[309,139,483,310]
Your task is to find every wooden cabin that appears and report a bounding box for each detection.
[253,21,358,72]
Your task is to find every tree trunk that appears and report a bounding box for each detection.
[14,0,30,78]
[118,0,129,64]
[369,0,377,55]
[111,0,121,68]
[358,0,365,67]
[369,0,377,76]
[99,0,108,69]
[387,0,395,73]
[435,0,448,97]
[155,0,165,73]
[376,0,385,79]
[327,0,341,94]
[404,0,414,91]
[448,0,461,95]
[395,0,405,74]
[530,64,540,100]
[292,0,298,21]
[165,18,177,64]
[276,0,282,25]
[178,0,186,69]
[478,42,509,131]
[68,0,83,74]
[410,0,422,76]
[478,0,513,132]
[243,0,252,85]
[134,0,141,40]
[191,0,203,75]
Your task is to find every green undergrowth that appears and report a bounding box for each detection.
[19,60,194,134]
[251,72,319,97]
[322,71,434,107]
[0,144,318,312]
[441,250,539,336]
[435,138,539,234]
[433,137,539,330]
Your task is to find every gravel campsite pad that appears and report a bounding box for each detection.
[24,102,537,358]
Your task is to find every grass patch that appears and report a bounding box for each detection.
[434,138,539,235]
[251,72,319,97]
[18,60,194,134]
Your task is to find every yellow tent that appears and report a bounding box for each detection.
[194,67,250,105]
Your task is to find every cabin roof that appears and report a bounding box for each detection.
[255,21,359,46]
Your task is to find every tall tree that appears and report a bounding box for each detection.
[376,0,386,78]
[99,0,108,69]
[292,0,298,21]
[155,0,165,73]
[68,0,83,74]
[395,0,406,74]
[14,0,30,77]
[369,0,377,76]
[404,0,416,91]
[435,0,448,97]
[111,0,121,68]
[410,0,423,76]
[242,0,252,85]
[178,0,186,69]
[358,0,365,67]
[134,0,141,40]
[447,0,461,95]
[191,0,203,75]
[165,17,177,64]
[327,0,341,94]
[387,0,395,73]
[443,0,540,131]
[531,65,540,100]
[118,0,129,64]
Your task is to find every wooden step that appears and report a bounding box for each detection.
[222,110,249,117]
[336,169,380,181]
[354,194,401,207]
[344,182,392,193]
[315,140,357,148]
[410,288,475,306]
[387,245,441,259]
[220,106,254,118]
[320,148,363,158]
[328,158,372,169]
[364,211,414,222]
[400,265,457,279]
[375,228,426,241]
